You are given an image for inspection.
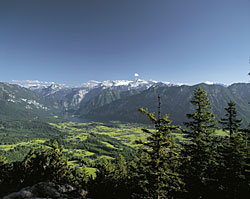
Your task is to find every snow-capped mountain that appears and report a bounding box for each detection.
[32,84,69,96]
[17,79,227,112]
[81,79,158,89]
[25,79,163,110]
[22,79,188,93]
[3,79,250,125]
[20,79,197,112]
[14,79,228,116]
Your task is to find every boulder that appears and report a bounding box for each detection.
[2,181,87,199]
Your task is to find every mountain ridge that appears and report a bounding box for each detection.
[76,82,250,125]
[3,80,250,125]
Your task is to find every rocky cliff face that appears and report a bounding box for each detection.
[2,181,87,199]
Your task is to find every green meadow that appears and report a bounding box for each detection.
[0,120,228,177]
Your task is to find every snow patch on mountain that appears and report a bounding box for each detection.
[6,92,48,110]
[21,98,48,110]
[204,81,228,87]
[7,98,16,103]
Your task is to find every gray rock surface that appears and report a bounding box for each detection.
[2,181,87,199]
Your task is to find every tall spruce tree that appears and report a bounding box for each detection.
[218,100,250,198]
[219,100,242,137]
[134,96,183,199]
[181,86,217,199]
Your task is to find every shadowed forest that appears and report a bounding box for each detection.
[1,86,250,199]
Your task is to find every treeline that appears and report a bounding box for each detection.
[1,86,250,198]
[0,120,65,145]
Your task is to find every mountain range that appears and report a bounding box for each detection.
[1,79,250,126]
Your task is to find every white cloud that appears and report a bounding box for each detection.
[134,73,139,77]
[204,81,215,85]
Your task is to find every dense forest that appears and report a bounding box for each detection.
[1,86,250,198]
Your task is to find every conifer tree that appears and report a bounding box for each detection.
[219,100,242,137]
[87,158,115,199]
[129,150,151,198]
[181,86,217,198]
[87,155,130,199]
[134,95,184,199]
[218,100,250,198]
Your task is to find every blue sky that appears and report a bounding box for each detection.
[0,0,249,86]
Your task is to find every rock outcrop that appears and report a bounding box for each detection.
[2,181,87,199]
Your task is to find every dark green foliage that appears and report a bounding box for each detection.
[181,86,218,198]
[0,120,65,144]
[87,155,131,199]
[0,140,88,197]
[132,96,184,199]
[219,100,242,137]
[0,145,31,163]
[23,140,72,184]
[217,134,249,198]
[217,101,250,198]
[0,155,8,188]
[129,150,151,198]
